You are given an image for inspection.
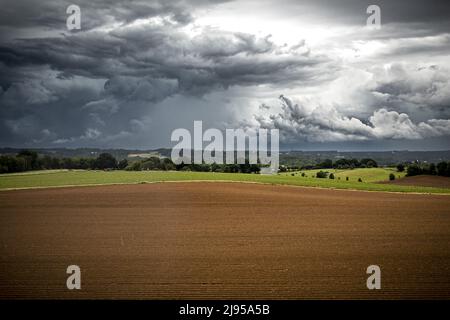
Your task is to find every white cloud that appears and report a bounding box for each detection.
[255,96,450,143]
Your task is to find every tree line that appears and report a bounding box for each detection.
[402,161,450,177]
[0,150,261,174]
[126,157,261,173]
[2,150,449,177]
[0,150,128,173]
[299,158,378,170]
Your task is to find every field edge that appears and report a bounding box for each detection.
[1,178,450,196]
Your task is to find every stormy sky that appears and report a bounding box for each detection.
[0,0,449,151]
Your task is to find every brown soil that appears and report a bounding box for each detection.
[381,175,450,188]
[1,182,450,299]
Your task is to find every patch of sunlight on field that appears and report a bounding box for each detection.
[0,169,449,194]
[283,167,406,182]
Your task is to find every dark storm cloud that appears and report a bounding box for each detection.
[0,18,326,91]
[280,0,450,34]
[0,0,449,149]
[0,0,331,147]
[0,0,208,30]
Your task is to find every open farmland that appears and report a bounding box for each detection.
[0,169,449,194]
[381,175,450,189]
[0,182,450,299]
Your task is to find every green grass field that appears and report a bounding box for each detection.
[282,167,406,182]
[0,168,449,194]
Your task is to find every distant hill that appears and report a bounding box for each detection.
[1,148,449,166]
[279,150,450,167]
[0,147,172,160]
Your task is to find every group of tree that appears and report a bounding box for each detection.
[303,158,378,170]
[404,161,450,177]
[0,150,125,173]
[0,150,263,174]
[126,157,261,174]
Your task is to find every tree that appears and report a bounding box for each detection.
[192,163,211,172]
[250,164,260,174]
[117,159,128,170]
[406,164,422,176]
[319,159,333,169]
[125,161,141,171]
[211,162,221,172]
[360,158,378,168]
[80,158,95,169]
[239,163,252,173]
[141,157,161,170]
[0,155,26,173]
[224,164,239,173]
[437,162,448,176]
[316,171,327,178]
[358,178,362,182]
[94,153,117,169]
[389,173,395,181]
[61,157,75,169]
[429,163,437,175]
[396,163,405,172]
[350,158,360,168]
[41,155,54,169]
[161,158,176,171]
[175,161,186,171]
[329,173,335,179]
[334,158,360,169]
[17,150,39,170]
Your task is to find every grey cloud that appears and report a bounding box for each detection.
[1,19,326,92]
[192,31,274,58]
[0,6,330,147]
[256,96,450,143]
[0,0,217,31]
[104,76,179,102]
[0,0,449,149]
[370,63,450,113]
[269,0,450,33]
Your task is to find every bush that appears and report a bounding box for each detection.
[396,163,405,172]
[301,172,306,177]
[389,173,395,181]
[329,173,335,179]
[346,176,349,181]
[316,171,328,178]
[358,178,362,182]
